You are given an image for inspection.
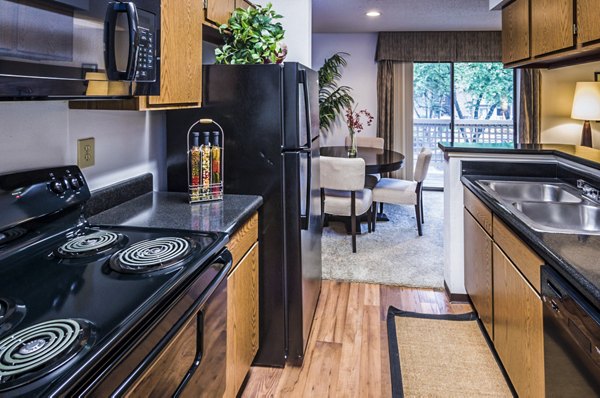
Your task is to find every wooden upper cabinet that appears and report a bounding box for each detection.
[148,0,202,107]
[205,0,235,26]
[464,209,494,339]
[502,0,530,64]
[531,0,574,56]
[577,0,600,45]
[235,0,252,10]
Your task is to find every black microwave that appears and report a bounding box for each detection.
[0,0,160,100]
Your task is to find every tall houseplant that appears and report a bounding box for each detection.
[215,3,287,64]
[318,52,354,133]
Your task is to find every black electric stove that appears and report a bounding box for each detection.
[0,166,230,397]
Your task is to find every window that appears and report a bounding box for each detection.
[413,62,514,188]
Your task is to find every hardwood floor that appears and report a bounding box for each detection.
[241,281,472,397]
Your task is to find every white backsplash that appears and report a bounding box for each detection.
[0,101,166,191]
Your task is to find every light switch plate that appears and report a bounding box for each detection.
[77,138,95,169]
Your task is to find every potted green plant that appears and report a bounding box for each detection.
[215,3,287,64]
[318,52,354,133]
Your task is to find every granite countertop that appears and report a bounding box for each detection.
[439,142,600,170]
[89,192,263,235]
[462,175,600,309]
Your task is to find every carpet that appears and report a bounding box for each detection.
[321,191,444,288]
[386,307,513,398]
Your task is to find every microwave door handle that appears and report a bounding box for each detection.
[104,1,139,81]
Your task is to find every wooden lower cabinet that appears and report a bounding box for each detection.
[464,209,494,339]
[225,213,259,397]
[493,244,545,398]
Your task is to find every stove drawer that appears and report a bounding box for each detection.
[125,315,198,395]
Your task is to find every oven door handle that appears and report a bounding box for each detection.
[104,1,139,81]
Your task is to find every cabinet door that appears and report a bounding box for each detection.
[235,0,252,10]
[464,209,494,339]
[225,243,259,398]
[206,0,235,26]
[147,0,202,107]
[531,0,574,56]
[577,0,600,45]
[493,244,545,398]
[502,0,530,64]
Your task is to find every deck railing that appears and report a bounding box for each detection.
[413,118,514,166]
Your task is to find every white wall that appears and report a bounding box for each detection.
[0,102,166,191]
[312,33,379,146]
[253,0,311,66]
[541,61,600,148]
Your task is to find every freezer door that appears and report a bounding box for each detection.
[283,141,322,366]
[283,63,320,149]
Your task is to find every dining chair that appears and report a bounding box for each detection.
[344,135,385,189]
[371,148,433,236]
[320,156,374,253]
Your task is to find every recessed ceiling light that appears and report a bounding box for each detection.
[366,11,381,17]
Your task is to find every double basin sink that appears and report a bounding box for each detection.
[476,179,600,235]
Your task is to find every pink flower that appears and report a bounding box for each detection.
[345,106,374,134]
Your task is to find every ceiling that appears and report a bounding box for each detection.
[312,0,501,33]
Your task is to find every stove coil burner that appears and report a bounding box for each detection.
[110,237,195,274]
[0,319,92,390]
[57,230,123,258]
[0,299,26,336]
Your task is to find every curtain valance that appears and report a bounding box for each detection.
[375,31,502,62]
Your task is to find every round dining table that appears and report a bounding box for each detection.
[319,146,405,174]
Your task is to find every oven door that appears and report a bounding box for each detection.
[0,0,160,99]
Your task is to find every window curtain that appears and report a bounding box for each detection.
[376,31,502,179]
[518,69,542,144]
[376,61,413,179]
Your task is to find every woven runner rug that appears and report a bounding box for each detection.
[387,307,514,397]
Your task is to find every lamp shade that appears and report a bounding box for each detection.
[571,82,600,121]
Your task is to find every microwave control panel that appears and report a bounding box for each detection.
[135,10,156,83]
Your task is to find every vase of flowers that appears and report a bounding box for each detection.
[345,106,374,157]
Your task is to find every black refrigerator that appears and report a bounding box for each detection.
[166,63,322,367]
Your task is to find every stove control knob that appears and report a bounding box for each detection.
[49,180,65,195]
[69,177,81,190]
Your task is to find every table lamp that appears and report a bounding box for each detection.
[571,82,600,147]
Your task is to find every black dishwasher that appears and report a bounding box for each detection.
[541,266,600,397]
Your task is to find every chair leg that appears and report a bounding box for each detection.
[371,202,377,231]
[415,203,423,236]
[367,207,372,233]
[420,190,425,223]
[351,192,357,253]
[320,188,326,227]
[379,202,384,215]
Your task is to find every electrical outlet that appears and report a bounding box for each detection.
[77,138,95,169]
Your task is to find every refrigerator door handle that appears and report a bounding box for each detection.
[300,150,311,230]
[300,70,312,150]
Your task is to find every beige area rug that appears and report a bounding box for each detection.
[387,308,513,397]
[322,191,444,288]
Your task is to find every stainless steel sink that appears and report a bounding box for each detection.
[477,180,582,203]
[512,202,600,235]
[475,179,600,235]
